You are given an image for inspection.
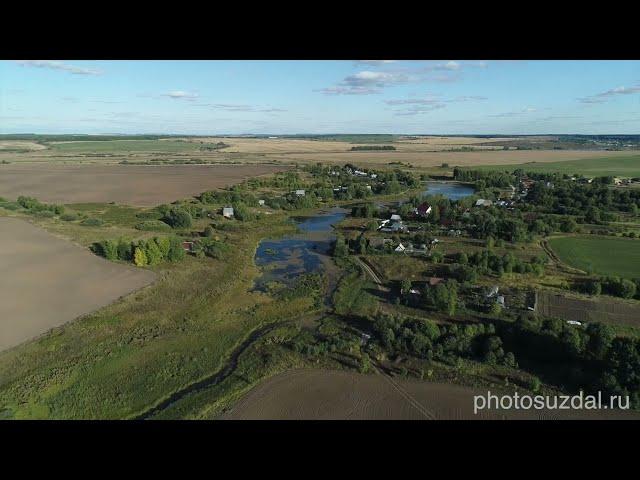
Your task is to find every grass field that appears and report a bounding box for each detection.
[466,154,640,177]
[50,140,201,153]
[548,235,640,278]
[0,214,315,419]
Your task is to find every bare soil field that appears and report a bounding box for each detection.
[536,290,640,328]
[0,217,157,352]
[0,164,287,206]
[221,369,639,420]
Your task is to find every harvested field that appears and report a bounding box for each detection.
[278,149,638,169]
[221,369,639,420]
[0,217,156,351]
[0,141,47,151]
[0,163,288,206]
[536,290,640,328]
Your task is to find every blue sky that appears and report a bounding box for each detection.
[1,60,638,135]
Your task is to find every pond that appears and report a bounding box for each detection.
[254,207,347,291]
[423,181,475,200]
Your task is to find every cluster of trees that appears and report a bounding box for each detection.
[91,236,185,266]
[350,145,396,151]
[503,314,639,407]
[581,277,639,299]
[351,203,379,218]
[192,238,230,260]
[422,280,459,315]
[370,314,517,368]
[16,196,65,216]
[454,250,546,279]
[453,168,515,188]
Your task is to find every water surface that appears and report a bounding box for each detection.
[423,181,475,200]
[254,208,347,291]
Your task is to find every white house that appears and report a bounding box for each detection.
[475,199,493,207]
[395,243,406,253]
[222,207,234,218]
[390,214,402,222]
[258,199,265,206]
[295,189,305,196]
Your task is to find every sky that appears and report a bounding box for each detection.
[1,60,639,135]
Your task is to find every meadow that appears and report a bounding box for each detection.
[465,154,640,178]
[49,139,202,153]
[548,235,640,278]
[0,214,317,419]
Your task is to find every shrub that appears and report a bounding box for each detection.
[81,218,104,227]
[167,237,186,262]
[162,208,192,229]
[60,213,78,221]
[135,220,172,232]
[34,210,55,218]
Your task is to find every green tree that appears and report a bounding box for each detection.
[203,225,215,237]
[144,240,163,265]
[359,353,371,374]
[117,239,133,261]
[133,247,148,266]
[163,208,193,229]
[167,237,186,262]
[154,236,171,259]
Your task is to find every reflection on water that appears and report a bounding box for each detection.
[423,181,475,200]
[254,208,347,291]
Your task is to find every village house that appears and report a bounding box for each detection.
[486,285,499,298]
[394,243,406,253]
[414,202,432,218]
[427,277,444,287]
[181,241,195,252]
[258,199,265,206]
[295,189,305,196]
[222,206,234,218]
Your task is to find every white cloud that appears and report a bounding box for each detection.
[316,86,381,95]
[164,90,199,100]
[343,70,409,87]
[354,60,397,66]
[317,70,409,95]
[15,60,102,75]
[489,107,537,117]
[578,84,640,104]
[450,95,488,102]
